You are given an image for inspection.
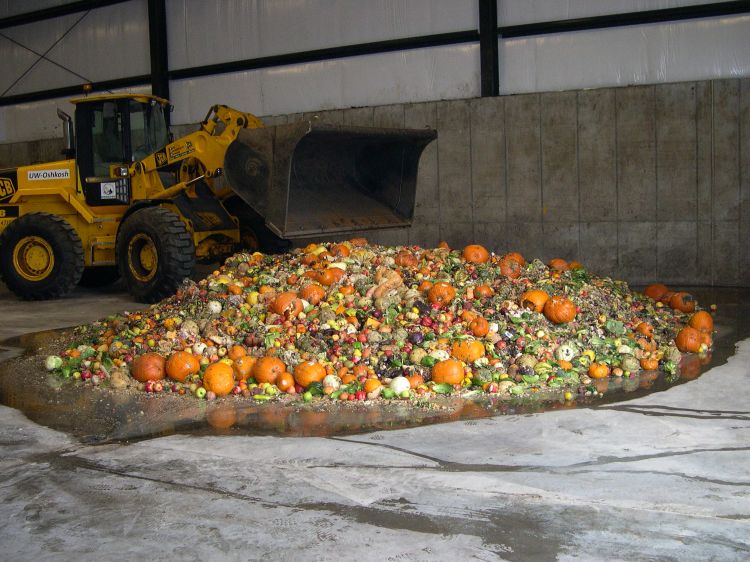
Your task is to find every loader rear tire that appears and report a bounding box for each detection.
[116,207,195,303]
[0,213,84,300]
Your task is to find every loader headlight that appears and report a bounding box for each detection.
[116,166,129,178]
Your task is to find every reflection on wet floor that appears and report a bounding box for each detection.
[1,288,748,444]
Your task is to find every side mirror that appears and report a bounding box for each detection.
[57,108,75,159]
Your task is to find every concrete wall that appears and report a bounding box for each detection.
[2,78,749,286]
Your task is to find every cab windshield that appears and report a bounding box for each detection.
[129,101,169,161]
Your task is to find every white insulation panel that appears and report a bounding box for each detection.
[167,0,478,69]
[0,0,149,96]
[497,0,729,25]
[170,44,480,125]
[498,14,750,94]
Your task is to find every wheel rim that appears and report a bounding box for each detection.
[13,236,54,282]
[128,233,158,282]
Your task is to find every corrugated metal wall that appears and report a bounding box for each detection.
[0,0,749,142]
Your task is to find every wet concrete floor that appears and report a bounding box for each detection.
[1,282,749,560]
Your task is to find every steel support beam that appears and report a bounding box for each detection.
[499,0,750,38]
[478,0,499,97]
[0,0,129,31]
[147,0,170,110]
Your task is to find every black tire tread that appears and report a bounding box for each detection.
[0,212,84,300]
[116,206,195,303]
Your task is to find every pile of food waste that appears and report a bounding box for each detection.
[45,240,715,406]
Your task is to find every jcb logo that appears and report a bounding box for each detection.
[0,178,16,201]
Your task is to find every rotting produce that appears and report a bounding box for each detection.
[44,241,715,408]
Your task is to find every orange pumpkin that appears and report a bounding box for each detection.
[462,244,490,264]
[498,255,522,279]
[675,327,702,353]
[644,283,669,301]
[349,237,368,247]
[659,291,676,305]
[568,260,584,270]
[131,352,166,382]
[469,316,490,337]
[363,378,382,393]
[688,311,713,333]
[339,285,355,295]
[635,322,654,338]
[474,284,494,298]
[428,282,456,306]
[394,250,418,268]
[406,374,425,389]
[669,292,696,313]
[300,283,326,305]
[293,361,327,388]
[451,339,485,362]
[640,357,659,371]
[520,289,549,313]
[418,280,434,292]
[252,356,286,385]
[504,251,526,267]
[276,371,295,392]
[227,345,247,361]
[340,373,357,385]
[165,351,199,382]
[319,267,345,286]
[232,355,257,381]
[548,258,569,271]
[588,362,610,379]
[431,359,465,385]
[203,361,235,396]
[329,243,350,257]
[543,296,577,324]
[271,291,303,317]
[437,241,450,250]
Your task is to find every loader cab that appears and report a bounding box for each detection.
[70,94,170,206]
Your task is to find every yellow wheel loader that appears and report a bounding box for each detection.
[0,94,436,302]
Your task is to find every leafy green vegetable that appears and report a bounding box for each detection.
[605,319,625,336]
[431,383,453,394]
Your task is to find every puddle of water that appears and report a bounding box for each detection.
[1,288,748,444]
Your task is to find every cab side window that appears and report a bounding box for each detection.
[92,102,124,176]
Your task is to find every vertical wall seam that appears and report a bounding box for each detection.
[435,102,442,243]
[614,88,620,272]
[653,85,659,278]
[693,82,702,278]
[468,101,475,243]
[503,95,509,237]
[736,79,742,284]
[538,93,544,256]
[576,90,581,260]
[709,80,716,287]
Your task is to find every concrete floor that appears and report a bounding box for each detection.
[1,281,749,561]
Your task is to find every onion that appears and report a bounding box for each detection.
[389,376,410,394]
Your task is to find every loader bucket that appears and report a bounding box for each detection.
[223,121,436,239]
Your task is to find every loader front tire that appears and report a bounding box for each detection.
[116,207,195,303]
[0,213,84,300]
